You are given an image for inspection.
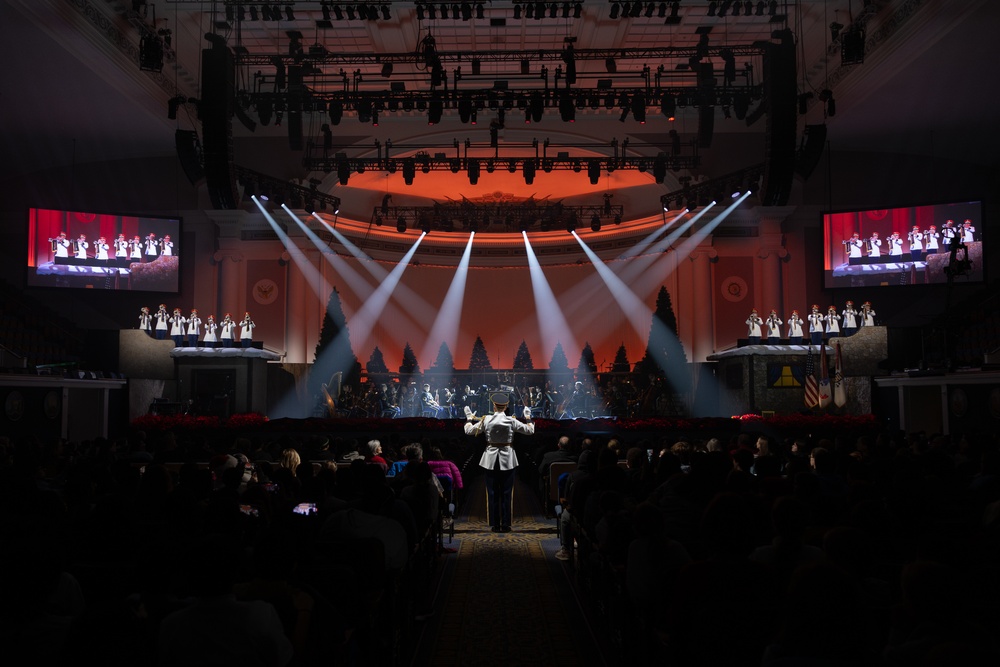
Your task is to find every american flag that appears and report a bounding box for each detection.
[804,345,819,408]
[834,342,847,407]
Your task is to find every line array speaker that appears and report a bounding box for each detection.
[201,44,238,209]
[759,31,797,206]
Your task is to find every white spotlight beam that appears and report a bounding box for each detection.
[316,214,440,329]
[523,232,577,381]
[280,206,376,306]
[256,198,330,300]
[420,233,475,364]
[571,230,692,400]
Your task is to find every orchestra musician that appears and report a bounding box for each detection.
[907,226,923,262]
[115,234,129,260]
[867,232,882,264]
[842,300,859,337]
[808,305,824,345]
[765,310,782,342]
[420,383,446,418]
[962,220,976,243]
[95,237,110,261]
[925,225,940,254]
[860,301,876,327]
[941,219,956,252]
[74,234,89,261]
[130,235,143,261]
[239,312,256,348]
[825,306,841,340]
[220,313,235,347]
[888,232,904,260]
[746,308,764,345]
[169,308,186,347]
[144,233,159,261]
[138,306,152,337]
[786,310,804,344]
[203,315,218,348]
[154,304,169,340]
[844,233,864,266]
[161,234,174,256]
[186,309,202,347]
[50,232,71,264]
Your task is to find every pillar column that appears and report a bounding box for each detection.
[754,208,794,317]
[285,250,307,363]
[688,246,718,362]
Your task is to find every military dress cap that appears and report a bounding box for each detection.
[490,392,510,406]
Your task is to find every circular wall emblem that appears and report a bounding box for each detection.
[252,278,278,305]
[44,390,61,420]
[949,387,968,418]
[721,276,748,303]
[4,391,24,422]
[866,209,888,220]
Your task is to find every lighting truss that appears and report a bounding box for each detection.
[236,44,768,68]
[374,202,625,234]
[303,137,701,179]
[235,165,341,213]
[658,163,764,209]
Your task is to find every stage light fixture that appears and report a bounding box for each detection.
[420,216,432,234]
[573,2,582,18]
[559,94,575,122]
[523,159,536,184]
[631,93,646,123]
[590,214,601,232]
[610,2,619,19]
[382,4,391,19]
[440,3,449,18]
[587,159,601,185]
[630,1,642,17]
[645,3,655,17]
[708,2,717,16]
[346,5,356,19]
[285,5,295,20]
[513,3,522,19]
[428,97,443,124]
[397,216,407,232]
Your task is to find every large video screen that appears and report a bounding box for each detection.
[823,201,984,288]
[26,208,181,293]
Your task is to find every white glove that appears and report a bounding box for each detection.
[463,406,475,420]
[523,406,532,420]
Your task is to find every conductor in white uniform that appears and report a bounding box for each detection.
[464,392,535,533]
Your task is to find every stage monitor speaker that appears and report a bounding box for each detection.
[201,44,238,209]
[795,123,827,179]
[174,130,204,185]
[759,32,797,206]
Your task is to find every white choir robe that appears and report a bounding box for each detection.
[925,232,939,251]
[163,241,174,256]
[96,243,109,260]
[861,311,876,326]
[131,242,142,259]
[825,314,841,334]
[963,226,975,243]
[842,310,858,328]
[203,323,218,344]
[808,314,824,334]
[240,321,255,340]
[75,241,88,259]
[746,317,763,337]
[54,239,70,258]
[848,240,863,259]
[186,317,202,337]
[787,318,804,338]
[909,232,923,251]
[169,315,186,337]
[115,240,128,257]
[889,239,904,256]
[868,238,882,258]
[765,317,782,339]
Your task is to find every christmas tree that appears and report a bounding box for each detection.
[468,335,493,371]
[366,346,390,385]
[548,342,569,372]
[577,341,598,376]
[611,343,631,373]
[513,340,534,370]
[430,342,456,387]
[635,286,689,391]
[399,342,421,386]
[309,286,361,401]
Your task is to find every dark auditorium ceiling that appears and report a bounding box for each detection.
[1,0,997,239]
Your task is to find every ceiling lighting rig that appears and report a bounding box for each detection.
[658,163,763,210]
[304,137,700,185]
[235,165,341,214]
[374,200,624,234]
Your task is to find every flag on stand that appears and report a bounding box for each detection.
[804,345,819,408]
[833,342,847,408]
[818,344,832,408]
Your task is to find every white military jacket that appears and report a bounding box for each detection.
[465,410,534,470]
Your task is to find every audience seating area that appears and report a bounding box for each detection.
[527,430,1000,665]
[0,430,469,667]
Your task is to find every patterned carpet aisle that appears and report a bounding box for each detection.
[420,471,606,667]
